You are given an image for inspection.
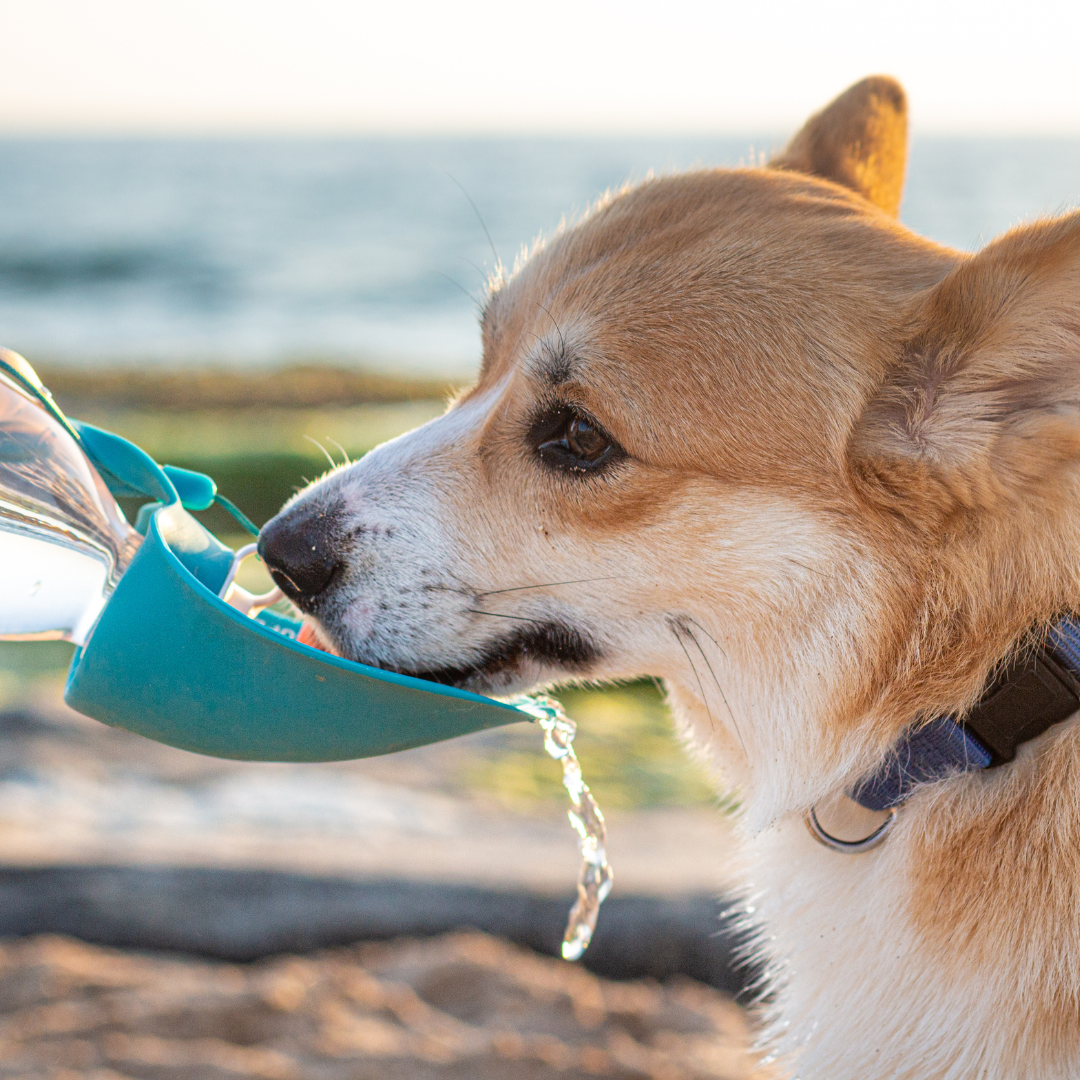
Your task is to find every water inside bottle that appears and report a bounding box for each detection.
[0,362,141,644]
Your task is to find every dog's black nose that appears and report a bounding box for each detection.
[258,504,343,610]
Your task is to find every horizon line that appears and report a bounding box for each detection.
[1,123,1079,140]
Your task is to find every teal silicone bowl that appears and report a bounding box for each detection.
[61,422,524,761]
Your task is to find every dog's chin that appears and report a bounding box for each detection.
[344,622,600,697]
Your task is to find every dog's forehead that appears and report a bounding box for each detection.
[472,168,955,481]
[483,169,948,377]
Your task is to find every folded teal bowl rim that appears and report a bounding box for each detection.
[57,421,524,762]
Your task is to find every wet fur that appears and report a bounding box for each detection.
[271,77,1080,1078]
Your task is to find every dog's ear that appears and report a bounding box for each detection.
[849,214,1080,515]
[771,75,907,217]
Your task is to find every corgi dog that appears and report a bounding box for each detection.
[259,77,1080,1079]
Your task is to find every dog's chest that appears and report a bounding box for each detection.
[740,816,1078,1080]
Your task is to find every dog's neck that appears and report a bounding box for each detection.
[665,602,1080,838]
[849,615,1080,813]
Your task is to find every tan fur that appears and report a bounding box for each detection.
[270,76,1080,1078]
[771,74,908,218]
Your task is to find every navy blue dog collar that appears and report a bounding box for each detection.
[850,617,1080,812]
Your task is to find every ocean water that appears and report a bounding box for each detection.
[0,136,1078,378]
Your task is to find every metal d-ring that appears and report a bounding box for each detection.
[804,804,897,854]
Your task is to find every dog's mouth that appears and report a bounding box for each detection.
[395,622,599,692]
[298,613,599,692]
[301,619,599,693]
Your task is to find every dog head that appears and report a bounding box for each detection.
[260,77,1080,825]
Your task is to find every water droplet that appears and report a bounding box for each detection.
[509,692,614,961]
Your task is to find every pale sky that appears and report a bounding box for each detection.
[2,0,1079,134]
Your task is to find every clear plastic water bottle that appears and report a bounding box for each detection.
[0,349,141,645]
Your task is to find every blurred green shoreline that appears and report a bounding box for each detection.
[2,363,720,811]
[37,363,461,411]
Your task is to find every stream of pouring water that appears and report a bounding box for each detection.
[508,693,614,960]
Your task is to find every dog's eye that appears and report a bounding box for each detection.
[532,406,624,473]
[564,417,608,461]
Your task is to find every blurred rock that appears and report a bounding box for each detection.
[0,867,750,994]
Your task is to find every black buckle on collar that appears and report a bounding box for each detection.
[845,625,1080,815]
[965,647,1080,766]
